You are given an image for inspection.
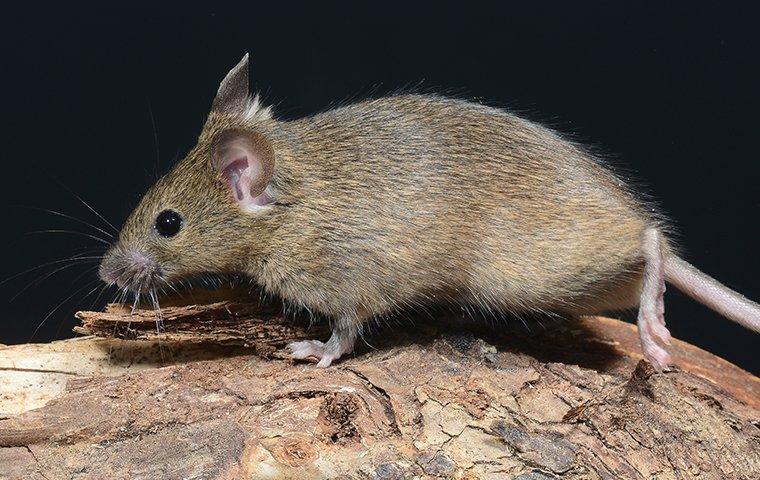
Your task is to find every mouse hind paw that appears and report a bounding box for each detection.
[637,227,673,372]
[638,309,672,371]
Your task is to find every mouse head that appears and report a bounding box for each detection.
[99,55,283,295]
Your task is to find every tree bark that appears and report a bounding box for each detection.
[0,295,758,480]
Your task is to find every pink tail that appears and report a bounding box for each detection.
[664,255,760,333]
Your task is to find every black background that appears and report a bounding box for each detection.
[0,3,757,373]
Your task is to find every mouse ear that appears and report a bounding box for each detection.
[211,129,275,211]
[211,54,250,114]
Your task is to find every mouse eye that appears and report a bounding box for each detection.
[155,209,182,237]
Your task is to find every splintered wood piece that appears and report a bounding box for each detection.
[74,301,329,355]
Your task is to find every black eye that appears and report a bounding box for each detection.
[155,210,182,237]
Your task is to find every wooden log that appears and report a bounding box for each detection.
[0,297,758,479]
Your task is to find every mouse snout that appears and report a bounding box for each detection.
[99,247,162,293]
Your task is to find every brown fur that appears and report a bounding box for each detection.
[100,56,665,357]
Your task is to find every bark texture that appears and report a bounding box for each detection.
[0,298,758,480]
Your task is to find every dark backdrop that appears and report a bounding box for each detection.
[1,3,757,373]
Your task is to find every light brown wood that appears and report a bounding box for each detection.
[1,298,758,479]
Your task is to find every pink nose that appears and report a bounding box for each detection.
[99,248,160,292]
[98,249,122,285]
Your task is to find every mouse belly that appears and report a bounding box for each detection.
[465,260,646,317]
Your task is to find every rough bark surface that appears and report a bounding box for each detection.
[0,298,758,480]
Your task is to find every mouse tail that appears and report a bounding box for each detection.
[664,255,760,333]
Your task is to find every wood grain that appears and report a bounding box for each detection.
[1,299,758,479]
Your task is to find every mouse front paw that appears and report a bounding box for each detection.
[289,339,326,360]
[288,339,342,368]
[288,327,358,368]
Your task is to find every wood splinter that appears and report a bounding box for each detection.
[74,299,329,358]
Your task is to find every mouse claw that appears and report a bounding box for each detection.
[288,340,326,361]
[643,339,672,372]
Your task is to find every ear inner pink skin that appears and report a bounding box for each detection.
[214,136,274,210]
[222,158,248,201]
[221,157,272,207]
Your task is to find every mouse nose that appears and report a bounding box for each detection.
[99,248,122,285]
[99,247,161,292]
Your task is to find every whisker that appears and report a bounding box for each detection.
[69,264,102,289]
[47,177,119,234]
[112,284,129,306]
[131,290,142,314]
[122,287,136,354]
[160,278,182,297]
[149,287,167,362]
[15,205,115,239]
[118,285,130,305]
[147,98,161,179]
[0,254,104,287]
[30,278,103,341]
[89,283,110,310]
[148,288,161,326]
[24,229,111,246]
[54,276,103,339]
[10,263,99,302]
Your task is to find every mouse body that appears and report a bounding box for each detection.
[100,55,760,370]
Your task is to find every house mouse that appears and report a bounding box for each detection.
[99,54,760,370]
